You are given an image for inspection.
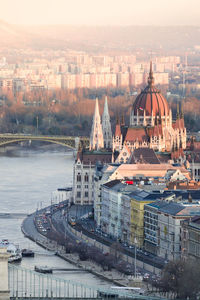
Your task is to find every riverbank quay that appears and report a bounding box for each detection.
[51,208,164,276]
[21,210,139,288]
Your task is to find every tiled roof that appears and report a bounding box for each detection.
[129,190,172,202]
[77,150,112,164]
[103,179,121,188]
[172,190,200,200]
[158,202,184,215]
[130,148,160,164]
[132,85,169,117]
[125,127,149,143]
[190,216,200,224]
[155,152,171,163]
[146,200,170,209]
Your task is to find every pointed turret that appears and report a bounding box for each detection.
[102,96,112,149]
[90,98,104,150]
[148,61,154,87]
[176,103,180,119]
[180,102,184,119]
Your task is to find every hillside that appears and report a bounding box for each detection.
[0,20,200,53]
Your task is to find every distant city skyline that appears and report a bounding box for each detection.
[0,0,199,26]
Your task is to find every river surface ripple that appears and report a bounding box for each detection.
[0,146,110,287]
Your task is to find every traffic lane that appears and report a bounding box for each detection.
[69,218,165,269]
[77,219,165,267]
[47,207,165,270]
[68,205,93,220]
[22,213,48,243]
[51,210,83,243]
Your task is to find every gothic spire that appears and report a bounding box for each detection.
[148,61,154,87]
[89,98,104,150]
[102,96,112,149]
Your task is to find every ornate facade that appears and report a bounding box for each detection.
[113,63,187,158]
[73,97,113,205]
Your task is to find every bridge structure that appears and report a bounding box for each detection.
[0,134,89,149]
[8,264,157,299]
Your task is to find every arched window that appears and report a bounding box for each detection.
[84,173,89,182]
[77,173,81,182]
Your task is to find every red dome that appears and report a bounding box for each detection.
[132,63,170,117]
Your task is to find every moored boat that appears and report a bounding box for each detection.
[22,248,35,257]
[0,239,22,263]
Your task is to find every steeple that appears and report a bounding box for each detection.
[102,96,112,149]
[148,61,154,87]
[90,98,104,150]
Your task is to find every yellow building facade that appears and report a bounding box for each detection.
[130,197,155,248]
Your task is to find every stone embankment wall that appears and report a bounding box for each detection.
[69,225,161,275]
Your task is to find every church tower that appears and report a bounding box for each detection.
[90,98,104,150]
[102,96,112,149]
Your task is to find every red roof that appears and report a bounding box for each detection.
[115,124,121,137]
[132,64,169,117]
[125,127,148,143]
[133,85,169,117]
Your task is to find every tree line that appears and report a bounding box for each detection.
[0,86,200,136]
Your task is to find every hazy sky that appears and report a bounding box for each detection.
[0,0,199,26]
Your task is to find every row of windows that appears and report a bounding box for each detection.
[77,191,88,198]
[194,169,200,176]
[76,200,90,204]
[77,185,88,189]
[77,174,89,182]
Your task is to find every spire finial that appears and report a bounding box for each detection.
[176,102,180,119]
[121,113,125,126]
[116,114,120,125]
[148,61,154,86]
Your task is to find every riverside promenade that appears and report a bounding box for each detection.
[21,209,136,287]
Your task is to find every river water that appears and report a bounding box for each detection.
[0,145,111,288]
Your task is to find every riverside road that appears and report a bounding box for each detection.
[52,207,166,271]
[22,201,166,279]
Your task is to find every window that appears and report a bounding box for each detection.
[85,185,88,189]
[77,173,81,182]
[84,173,89,182]
[77,191,81,198]
[85,191,88,197]
[77,185,81,189]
